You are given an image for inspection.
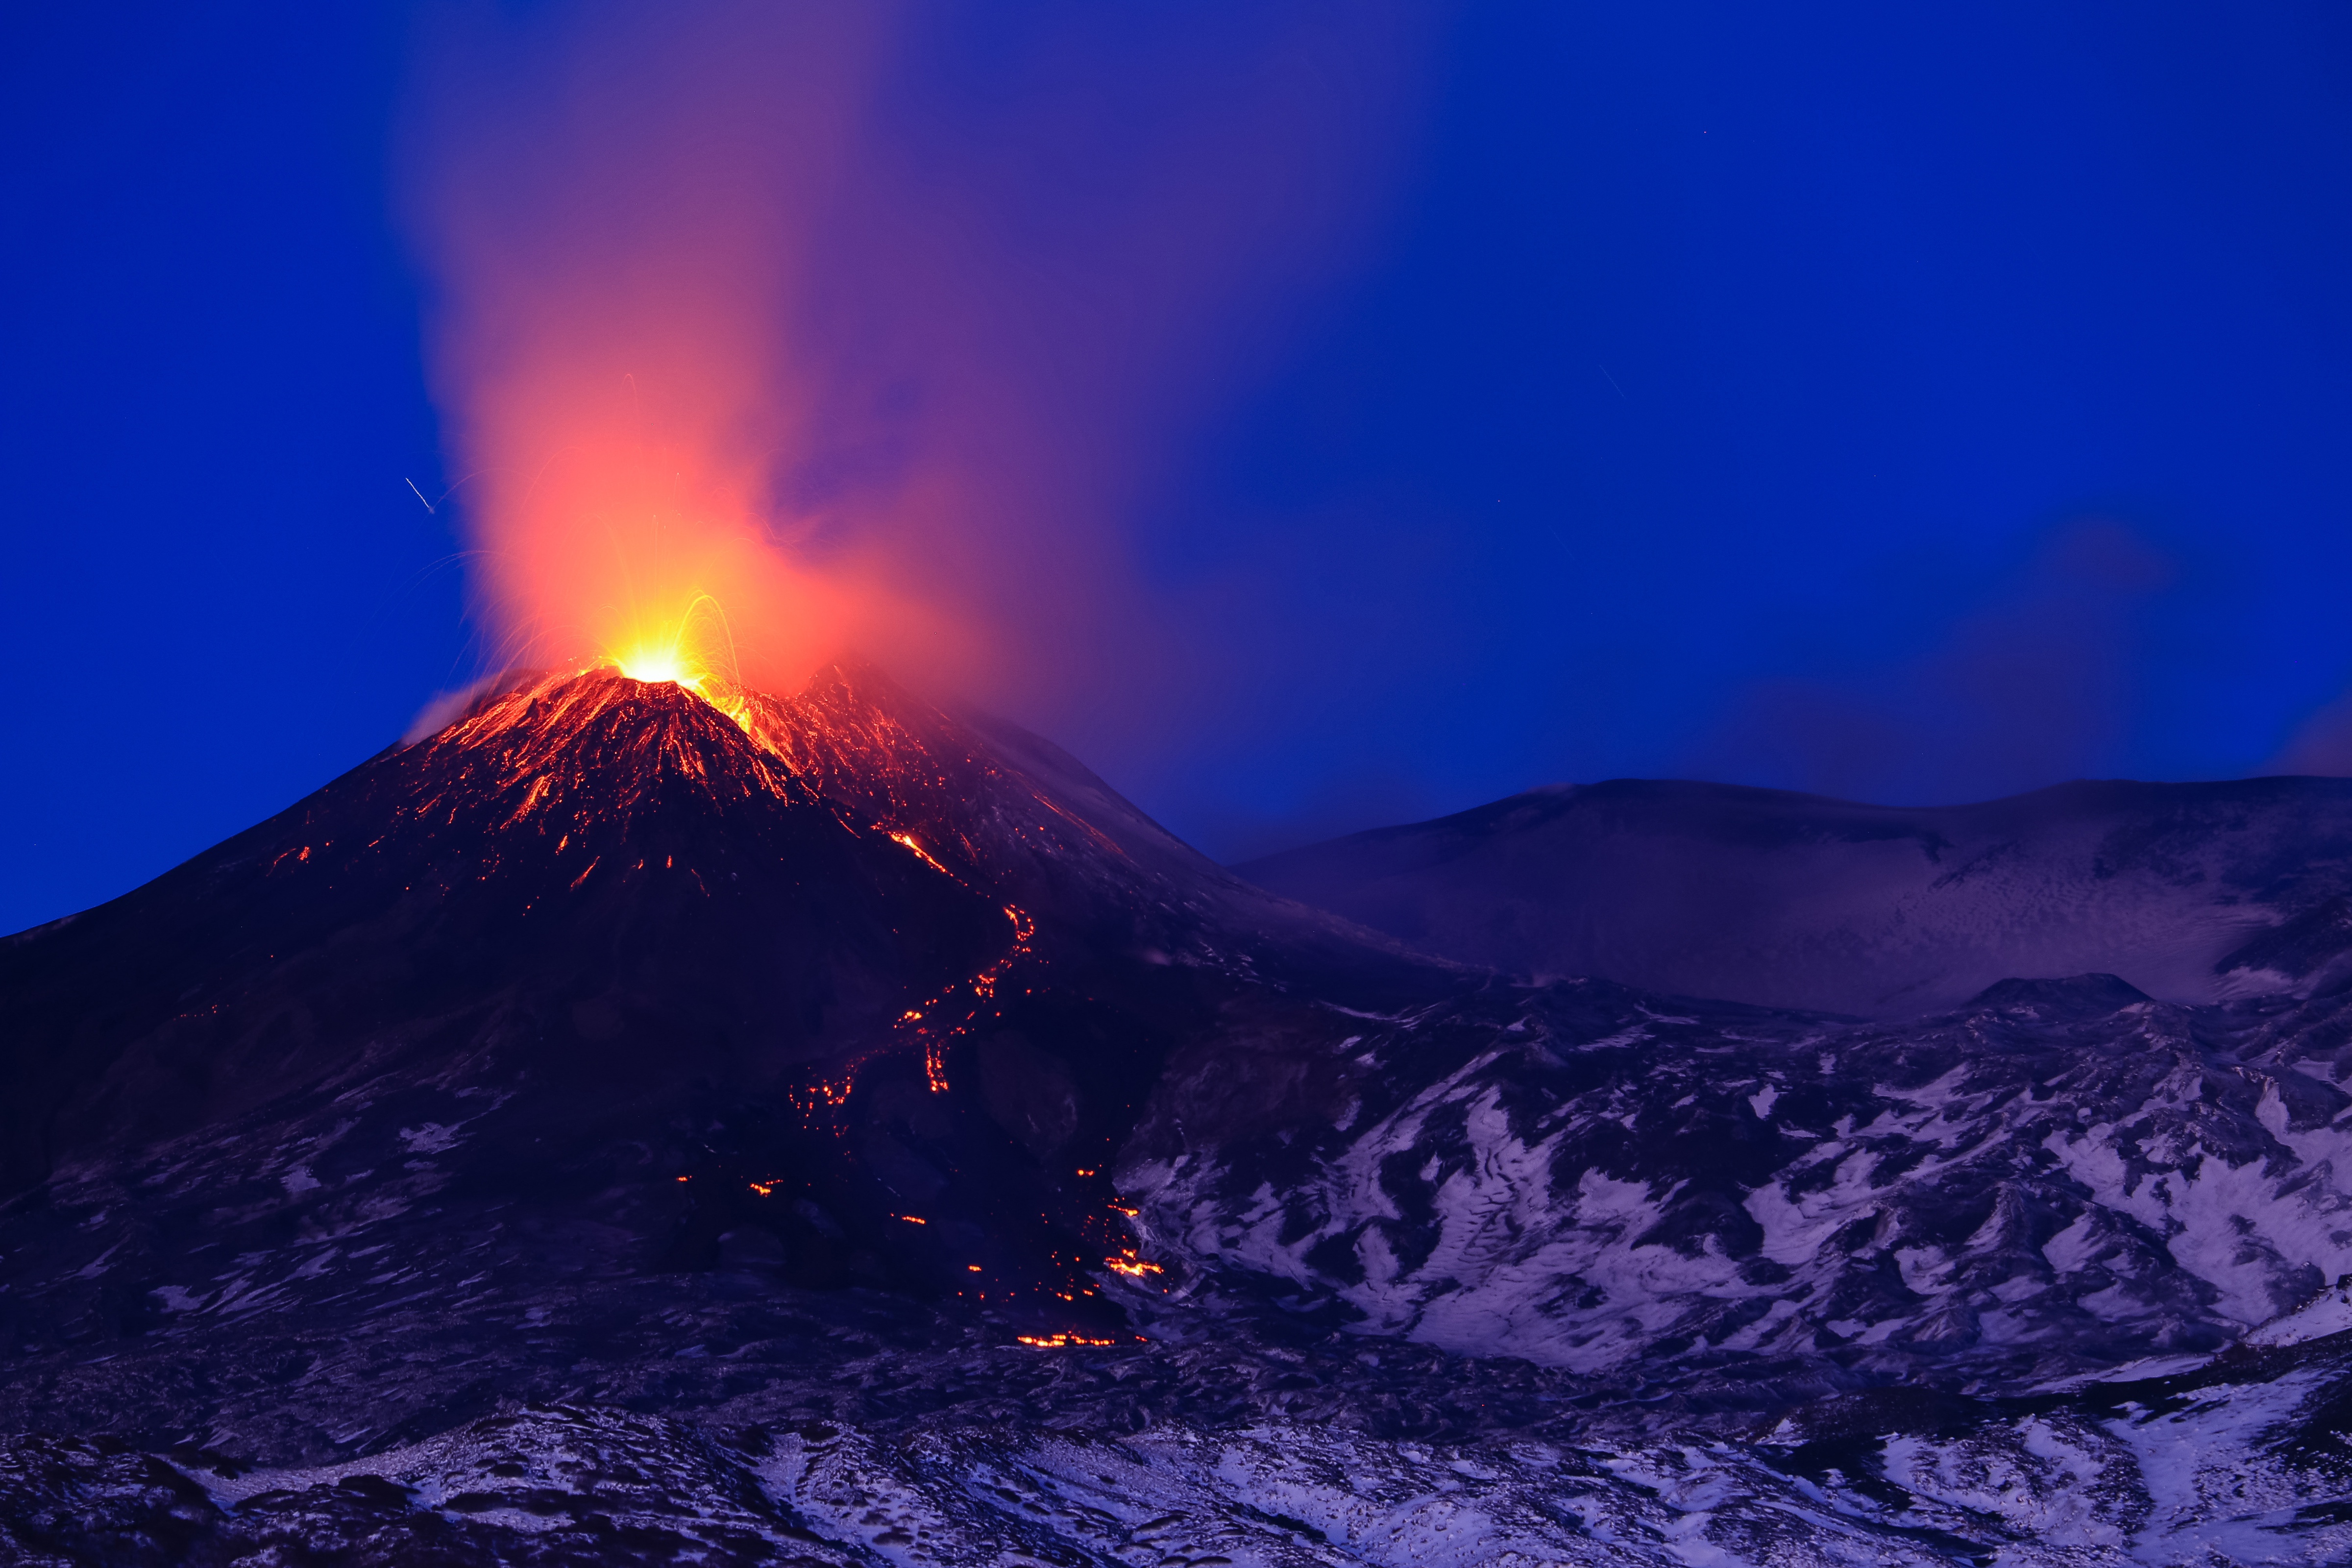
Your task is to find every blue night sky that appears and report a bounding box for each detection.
[8,4,2352,934]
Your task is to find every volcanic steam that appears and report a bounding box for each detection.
[399,0,1420,738]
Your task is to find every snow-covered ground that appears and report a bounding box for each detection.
[1129,977,2352,1389]
[11,1346,2351,1568]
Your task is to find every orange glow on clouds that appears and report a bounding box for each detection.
[404,6,931,700]
[461,413,886,704]
[401,3,1420,725]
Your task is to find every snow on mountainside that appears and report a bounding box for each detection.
[17,678,2352,1562]
[10,1336,2352,1564]
[1124,974,2352,1386]
[1233,776,2352,1018]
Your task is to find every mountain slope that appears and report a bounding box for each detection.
[0,664,1396,1373]
[2,670,996,1187]
[12,676,2352,1561]
[1125,974,2352,1388]
[1234,776,2352,1017]
[740,661,1415,988]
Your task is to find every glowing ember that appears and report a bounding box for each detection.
[1015,1333,1120,1349]
[415,661,1048,1124]
[891,833,953,876]
[598,593,768,733]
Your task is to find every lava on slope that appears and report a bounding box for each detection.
[0,662,1298,1353]
[739,659,1402,984]
[7,669,990,1172]
[13,667,2352,1559]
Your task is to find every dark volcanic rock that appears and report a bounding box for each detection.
[0,662,1428,1455]
[10,664,2352,1562]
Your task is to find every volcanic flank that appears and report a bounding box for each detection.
[0,661,1362,1367]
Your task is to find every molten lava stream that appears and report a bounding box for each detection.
[1015,1333,1120,1349]
[872,832,1037,1095]
[779,839,1033,1120]
[488,622,1051,1116]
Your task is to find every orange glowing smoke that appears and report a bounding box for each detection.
[462,426,885,706]
[399,3,1422,746]
[404,8,940,702]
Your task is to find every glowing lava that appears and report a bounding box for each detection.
[1104,1242,1166,1281]
[597,594,766,733]
[1015,1333,1121,1349]
[604,593,725,686]
[612,648,695,686]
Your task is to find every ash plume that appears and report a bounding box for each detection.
[398,1,1423,715]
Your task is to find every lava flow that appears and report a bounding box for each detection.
[4,627,1254,1356]
[599,592,764,731]
[419,652,1047,1111]
[428,651,1177,1333]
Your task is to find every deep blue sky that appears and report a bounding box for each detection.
[9,4,2352,933]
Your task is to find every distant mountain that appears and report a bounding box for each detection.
[1234,776,2352,1017]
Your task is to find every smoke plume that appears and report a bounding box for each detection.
[400,2,1421,715]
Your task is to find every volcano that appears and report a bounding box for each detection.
[11,670,2352,1565]
[0,661,1401,1356]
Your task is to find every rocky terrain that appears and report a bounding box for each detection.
[6,666,2352,1563]
[6,1299,2352,1565]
